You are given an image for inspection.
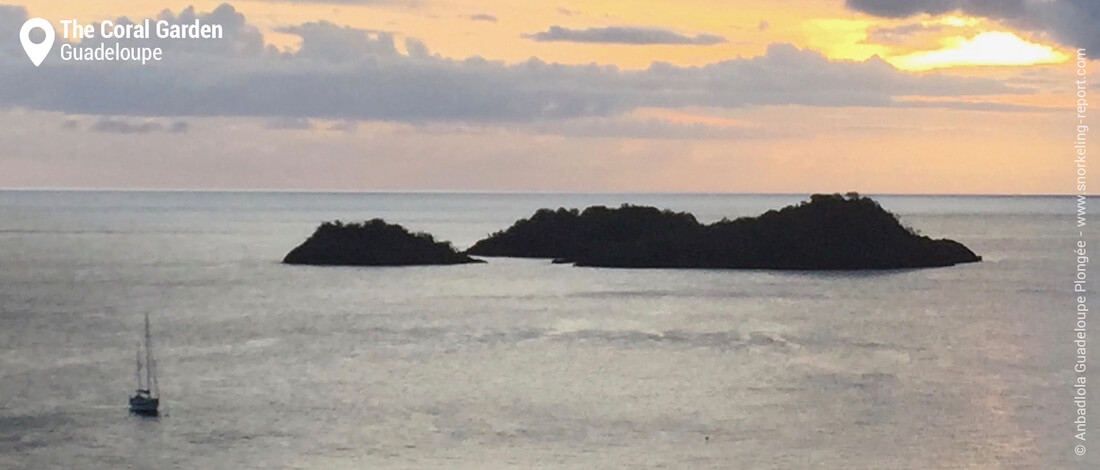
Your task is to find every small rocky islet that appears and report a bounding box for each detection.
[284,194,981,270]
[283,219,482,266]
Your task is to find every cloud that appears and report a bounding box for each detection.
[866,23,945,44]
[328,120,359,132]
[525,25,727,45]
[524,116,786,140]
[0,4,1033,127]
[92,4,268,58]
[846,0,1100,51]
[846,0,981,17]
[470,14,498,23]
[0,4,24,31]
[275,21,397,61]
[0,4,27,58]
[247,0,414,5]
[168,121,190,133]
[265,117,314,130]
[399,115,786,140]
[88,117,188,134]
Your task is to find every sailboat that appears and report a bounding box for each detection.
[129,313,159,416]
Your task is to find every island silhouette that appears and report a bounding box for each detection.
[283,219,481,266]
[283,194,980,269]
[467,193,981,269]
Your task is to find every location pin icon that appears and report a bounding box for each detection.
[20,18,55,67]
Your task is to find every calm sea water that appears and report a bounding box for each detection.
[0,191,1091,469]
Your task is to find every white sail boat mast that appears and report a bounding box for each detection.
[144,313,158,397]
[129,312,161,415]
[135,342,144,390]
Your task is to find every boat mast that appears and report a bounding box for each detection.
[144,313,157,397]
[135,342,144,390]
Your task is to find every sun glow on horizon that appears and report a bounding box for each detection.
[889,31,1067,71]
[937,15,981,28]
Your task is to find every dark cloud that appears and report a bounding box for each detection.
[866,23,945,44]
[405,37,431,58]
[847,0,976,18]
[99,3,268,58]
[0,4,1034,126]
[470,14,498,23]
[275,21,397,61]
[0,4,24,30]
[526,25,727,45]
[0,4,26,59]
[65,116,190,133]
[90,117,165,134]
[846,0,1100,50]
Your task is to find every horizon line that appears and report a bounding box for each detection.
[0,187,1081,198]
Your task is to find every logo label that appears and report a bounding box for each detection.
[20,18,56,67]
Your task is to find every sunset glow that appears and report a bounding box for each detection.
[889,31,1068,71]
[0,0,1092,194]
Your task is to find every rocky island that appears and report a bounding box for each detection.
[284,219,482,266]
[467,193,981,270]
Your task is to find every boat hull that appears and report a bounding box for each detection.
[129,395,159,416]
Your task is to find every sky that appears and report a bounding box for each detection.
[0,0,1094,194]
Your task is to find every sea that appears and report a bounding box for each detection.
[0,190,1092,469]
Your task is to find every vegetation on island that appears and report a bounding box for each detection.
[466,193,981,270]
[283,219,482,266]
